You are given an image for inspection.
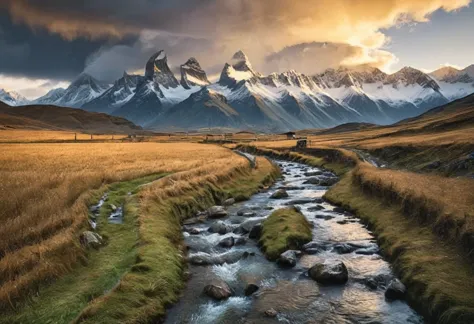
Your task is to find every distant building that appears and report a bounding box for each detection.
[282,131,296,139]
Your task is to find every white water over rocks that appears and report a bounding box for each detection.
[166,160,423,324]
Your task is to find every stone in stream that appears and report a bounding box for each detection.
[309,261,349,285]
[207,206,228,218]
[303,177,321,185]
[355,246,379,255]
[186,227,201,235]
[337,220,348,225]
[332,207,346,214]
[223,198,235,206]
[203,280,232,300]
[385,279,407,300]
[277,186,305,191]
[304,171,323,177]
[218,236,235,248]
[244,283,259,296]
[79,231,103,249]
[249,224,263,239]
[189,251,252,266]
[315,214,335,220]
[208,221,232,235]
[277,250,301,268]
[89,205,100,213]
[110,203,117,211]
[264,308,278,318]
[308,205,324,211]
[270,189,289,199]
[318,177,338,186]
[183,215,207,225]
[237,208,256,217]
[284,198,315,205]
[235,219,261,234]
[303,241,331,251]
[235,237,247,245]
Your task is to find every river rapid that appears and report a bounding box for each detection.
[165,159,423,324]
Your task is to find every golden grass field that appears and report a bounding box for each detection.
[0,142,250,310]
[0,130,129,142]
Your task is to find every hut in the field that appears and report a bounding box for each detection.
[282,131,296,139]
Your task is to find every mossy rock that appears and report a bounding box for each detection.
[259,207,312,260]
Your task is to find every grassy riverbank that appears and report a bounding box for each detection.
[244,143,474,323]
[260,207,312,260]
[73,157,280,323]
[325,174,474,323]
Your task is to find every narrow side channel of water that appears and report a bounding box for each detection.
[165,160,423,324]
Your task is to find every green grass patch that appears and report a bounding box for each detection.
[71,158,280,323]
[325,174,474,324]
[1,173,168,324]
[260,207,312,260]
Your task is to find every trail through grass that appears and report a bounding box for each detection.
[1,173,169,324]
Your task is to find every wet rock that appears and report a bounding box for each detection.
[318,177,338,186]
[333,243,358,254]
[183,215,207,225]
[308,205,324,211]
[80,231,103,249]
[309,261,349,285]
[218,236,235,248]
[337,220,348,225]
[264,206,274,210]
[303,177,320,185]
[264,308,278,318]
[294,175,302,178]
[278,186,305,191]
[188,228,201,235]
[237,208,256,217]
[224,198,236,206]
[303,241,330,251]
[360,273,392,290]
[89,205,100,213]
[236,219,262,234]
[249,224,262,239]
[277,250,300,267]
[305,248,323,255]
[355,246,379,255]
[189,251,251,266]
[270,189,289,199]
[207,206,228,218]
[385,279,406,300]
[304,171,323,177]
[284,198,315,205]
[313,198,324,204]
[203,280,232,300]
[244,283,259,296]
[235,237,247,246]
[315,214,335,220]
[208,221,232,235]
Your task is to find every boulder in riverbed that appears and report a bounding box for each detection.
[249,224,262,239]
[309,261,349,285]
[218,236,235,248]
[80,231,103,249]
[265,308,278,318]
[385,279,406,300]
[244,283,259,296]
[237,208,256,217]
[270,189,289,199]
[207,206,228,218]
[208,221,232,235]
[277,250,300,267]
[203,280,232,300]
[224,198,235,206]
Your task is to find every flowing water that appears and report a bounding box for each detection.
[165,160,423,324]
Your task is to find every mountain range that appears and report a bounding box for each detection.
[2,50,474,132]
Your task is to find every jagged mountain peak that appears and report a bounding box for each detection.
[70,73,103,88]
[180,57,210,89]
[386,66,439,90]
[145,50,179,88]
[0,88,29,106]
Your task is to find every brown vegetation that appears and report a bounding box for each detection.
[0,143,249,309]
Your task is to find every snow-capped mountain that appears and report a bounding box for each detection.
[429,66,474,100]
[26,49,474,131]
[0,89,29,106]
[180,58,210,89]
[35,73,110,108]
[82,72,143,114]
[111,51,203,125]
[32,88,66,105]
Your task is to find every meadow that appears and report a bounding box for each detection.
[0,142,263,316]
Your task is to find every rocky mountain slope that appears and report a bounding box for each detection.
[0,89,29,106]
[14,50,474,132]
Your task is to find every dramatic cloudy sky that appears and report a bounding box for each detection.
[0,0,473,98]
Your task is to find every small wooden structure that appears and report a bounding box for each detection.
[283,131,296,139]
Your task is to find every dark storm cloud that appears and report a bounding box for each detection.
[0,12,137,81]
